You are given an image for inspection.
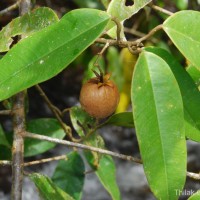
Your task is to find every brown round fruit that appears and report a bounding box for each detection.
[80,73,120,119]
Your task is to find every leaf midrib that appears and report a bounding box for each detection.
[144,54,169,198]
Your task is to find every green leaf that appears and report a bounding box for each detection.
[0,9,110,101]
[29,173,74,200]
[85,154,121,200]
[107,0,152,38]
[163,10,200,71]
[145,47,200,142]
[174,0,188,10]
[0,125,10,147]
[103,112,134,128]
[0,7,59,52]
[106,46,123,91]
[70,106,96,137]
[52,152,85,200]
[25,118,65,157]
[188,191,200,200]
[84,133,120,200]
[186,65,200,86]
[131,51,186,199]
[101,0,110,8]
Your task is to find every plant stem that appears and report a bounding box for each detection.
[23,155,67,167]
[11,1,31,199]
[187,171,200,180]
[0,160,12,166]
[35,85,76,141]
[11,91,26,200]
[0,110,12,115]
[135,24,163,44]
[0,1,20,16]
[24,131,142,164]
[96,24,162,53]
[150,4,173,16]
[111,17,122,41]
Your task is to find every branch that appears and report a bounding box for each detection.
[11,1,31,200]
[11,91,26,200]
[0,1,20,16]
[23,155,67,167]
[150,4,173,16]
[0,155,67,167]
[111,17,122,42]
[0,160,12,166]
[124,27,159,43]
[24,132,142,164]
[187,171,200,180]
[0,110,12,115]
[2,155,200,182]
[35,85,76,141]
[95,24,162,54]
[135,24,163,44]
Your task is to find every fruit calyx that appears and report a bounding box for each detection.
[90,70,113,88]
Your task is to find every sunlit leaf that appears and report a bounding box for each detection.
[70,106,96,137]
[131,51,186,199]
[29,173,74,200]
[107,0,152,38]
[0,9,110,101]
[0,7,59,52]
[186,65,200,86]
[163,10,200,71]
[145,47,200,142]
[85,153,121,200]
[188,191,200,200]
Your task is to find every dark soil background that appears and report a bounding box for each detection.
[0,1,200,200]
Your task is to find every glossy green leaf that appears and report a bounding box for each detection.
[145,47,200,142]
[0,9,110,101]
[0,7,59,52]
[29,173,74,200]
[70,106,96,137]
[131,51,186,199]
[174,0,188,10]
[0,125,10,147]
[188,191,200,200]
[84,132,120,200]
[85,153,121,200]
[107,0,152,38]
[52,152,85,200]
[187,65,200,86]
[84,132,105,169]
[106,46,123,91]
[163,10,200,71]
[103,112,134,128]
[25,118,65,157]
